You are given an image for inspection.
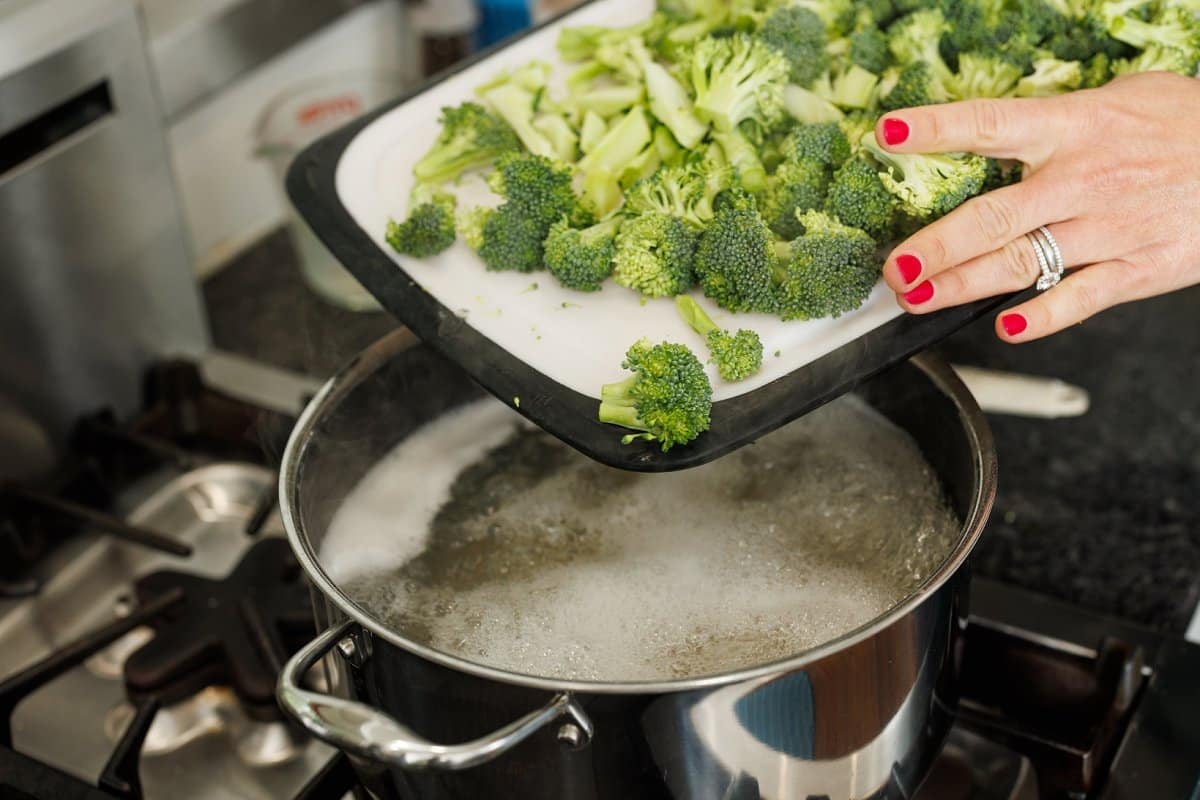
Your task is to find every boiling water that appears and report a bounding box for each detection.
[321,396,961,682]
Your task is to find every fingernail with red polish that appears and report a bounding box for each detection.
[882,117,910,146]
[904,280,934,305]
[895,253,922,284]
[1001,313,1028,336]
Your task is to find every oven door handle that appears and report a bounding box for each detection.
[277,620,593,770]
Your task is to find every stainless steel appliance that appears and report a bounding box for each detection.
[0,0,208,469]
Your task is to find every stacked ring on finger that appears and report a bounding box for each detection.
[1028,226,1065,290]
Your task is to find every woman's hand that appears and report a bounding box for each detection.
[875,72,1200,342]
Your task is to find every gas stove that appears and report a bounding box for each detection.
[0,357,1196,800]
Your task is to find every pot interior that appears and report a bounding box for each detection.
[284,331,994,688]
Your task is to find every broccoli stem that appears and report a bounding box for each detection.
[600,375,639,404]
[675,295,719,339]
[598,401,649,431]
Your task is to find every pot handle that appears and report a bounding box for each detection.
[277,619,593,770]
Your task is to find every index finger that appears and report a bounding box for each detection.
[875,97,1068,165]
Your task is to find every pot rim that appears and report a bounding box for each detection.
[279,329,997,695]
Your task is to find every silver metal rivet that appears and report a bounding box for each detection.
[336,637,357,661]
[557,723,584,749]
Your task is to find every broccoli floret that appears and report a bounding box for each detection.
[762,157,829,240]
[879,61,951,110]
[628,39,710,149]
[782,83,846,123]
[626,162,724,229]
[694,206,777,313]
[824,157,897,240]
[758,6,831,86]
[947,52,1024,99]
[779,122,852,168]
[612,212,698,297]
[1014,56,1083,96]
[543,216,621,291]
[412,102,520,185]
[385,185,457,258]
[861,132,987,220]
[1111,43,1195,75]
[773,210,881,320]
[839,111,878,153]
[849,27,890,74]
[532,114,580,162]
[466,153,587,272]
[792,0,856,36]
[690,34,790,133]
[1082,52,1113,86]
[578,106,654,217]
[598,338,712,451]
[675,295,763,382]
[557,15,669,61]
[813,63,883,109]
[1109,7,1200,61]
[711,128,767,193]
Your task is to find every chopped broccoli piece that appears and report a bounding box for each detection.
[947,52,1024,99]
[1082,52,1113,86]
[480,66,559,158]
[675,295,763,382]
[412,102,520,185]
[861,132,987,220]
[780,122,852,168]
[580,110,607,153]
[879,61,951,109]
[543,216,621,291]
[711,128,767,193]
[385,185,457,258]
[567,84,647,119]
[782,83,846,123]
[612,212,699,297]
[814,63,883,109]
[825,157,898,239]
[774,210,882,320]
[532,114,580,162]
[694,205,778,313]
[626,162,724,229]
[758,6,831,86]
[888,9,955,82]
[792,0,856,36]
[690,34,790,133]
[1109,7,1200,66]
[578,106,655,217]
[629,39,710,148]
[762,157,829,240]
[598,338,712,452]
[1111,43,1195,75]
[849,27,891,73]
[1015,57,1083,96]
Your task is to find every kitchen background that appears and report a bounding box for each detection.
[2,0,1199,798]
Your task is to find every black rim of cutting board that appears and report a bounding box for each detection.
[286,2,1017,473]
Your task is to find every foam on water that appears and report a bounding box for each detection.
[321,395,961,683]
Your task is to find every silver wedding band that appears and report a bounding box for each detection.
[1027,226,1064,291]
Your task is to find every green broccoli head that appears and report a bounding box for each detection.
[849,27,891,74]
[779,121,852,168]
[762,157,829,240]
[861,132,987,220]
[543,216,621,291]
[888,8,954,81]
[694,206,778,313]
[757,6,830,86]
[675,295,763,382]
[612,212,699,298]
[625,162,724,229]
[774,210,882,320]
[1112,43,1196,76]
[690,34,790,133]
[792,0,857,35]
[598,338,713,451]
[412,102,520,185]
[879,61,951,110]
[947,51,1025,99]
[1014,56,1083,96]
[385,186,457,258]
[487,152,585,226]
[471,206,547,272]
[1109,7,1200,68]
[824,157,897,240]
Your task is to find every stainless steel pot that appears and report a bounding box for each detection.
[276,329,996,800]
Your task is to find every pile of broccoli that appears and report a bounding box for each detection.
[382,0,1199,452]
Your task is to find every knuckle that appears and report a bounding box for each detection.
[970,193,1020,242]
[1068,280,1103,321]
[1000,239,1039,286]
[969,100,1007,148]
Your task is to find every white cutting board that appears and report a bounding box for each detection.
[335,0,905,402]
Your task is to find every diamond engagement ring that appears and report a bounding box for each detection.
[1028,226,1065,291]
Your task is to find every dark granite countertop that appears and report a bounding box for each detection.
[204,229,1200,634]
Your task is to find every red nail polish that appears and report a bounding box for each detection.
[1001,313,1028,336]
[882,118,910,146]
[904,280,933,305]
[896,253,922,284]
